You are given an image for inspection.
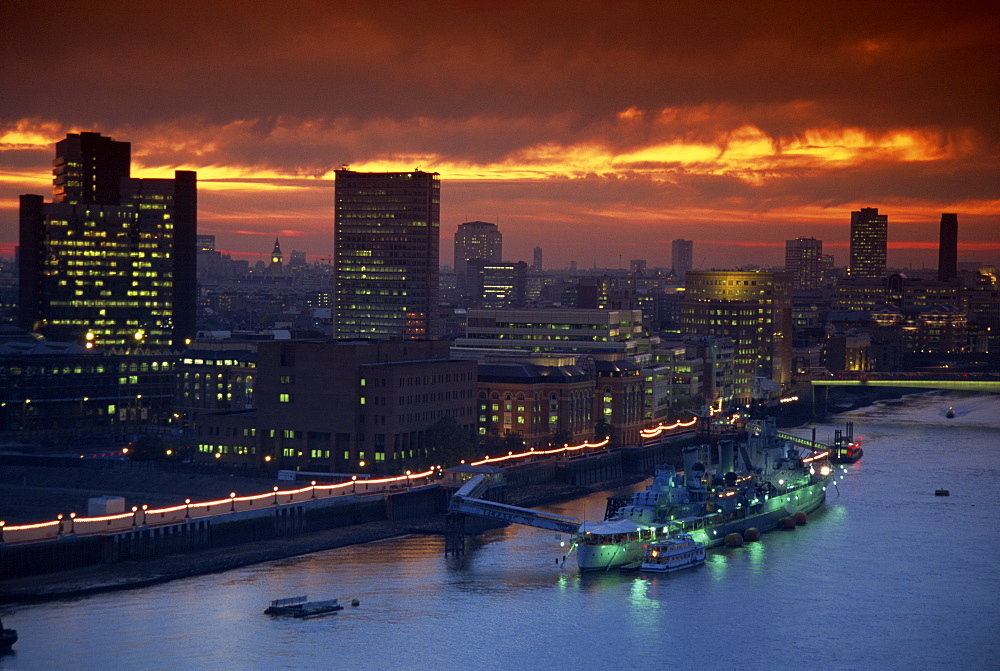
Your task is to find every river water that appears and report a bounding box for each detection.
[2,392,998,670]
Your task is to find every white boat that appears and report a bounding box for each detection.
[640,533,706,573]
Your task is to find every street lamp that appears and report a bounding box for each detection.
[405,470,411,488]
[273,486,279,505]
[185,498,191,519]
[0,520,4,544]
[57,514,64,536]
[311,480,317,499]
[132,505,139,527]
[69,512,76,534]
[351,475,357,494]
[230,492,236,512]
[141,504,148,525]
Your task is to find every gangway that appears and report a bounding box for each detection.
[446,475,581,555]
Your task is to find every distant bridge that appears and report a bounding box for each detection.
[807,372,1000,415]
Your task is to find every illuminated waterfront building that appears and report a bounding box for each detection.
[680,270,792,403]
[195,340,476,473]
[334,170,440,338]
[785,237,823,290]
[848,207,888,279]
[18,132,196,348]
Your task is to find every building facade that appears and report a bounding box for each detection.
[333,170,440,339]
[19,132,197,348]
[848,207,888,279]
[476,357,594,446]
[672,239,693,280]
[454,220,502,294]
[196,340,477,473]
[680,270,793,403]
[785,237,823,290]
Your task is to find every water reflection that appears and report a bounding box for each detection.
[2,392,998,670]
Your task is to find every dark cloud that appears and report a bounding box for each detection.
[1,1,997,268]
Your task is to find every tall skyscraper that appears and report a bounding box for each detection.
[453,221,502,295]
[19,132,196,348]
[334,169,440,338]
[672,239,693,280]
[848,207,888,279]
[784,237,823,289]
[533,246,543,272]
[680,270,792,403]
[938,213,958,281]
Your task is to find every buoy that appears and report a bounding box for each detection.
[779,517,797,530]
[724,532,743,547]
[935,489,949,496]
[793,511,808,525]
[351,599,360,607]
[743,527,760,542]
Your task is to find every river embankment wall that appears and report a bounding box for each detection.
[0,433,701,586]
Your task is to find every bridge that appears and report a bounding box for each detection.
[445,475,580,555]
[807,372,1000,415]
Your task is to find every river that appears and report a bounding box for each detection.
[2,392,998,670]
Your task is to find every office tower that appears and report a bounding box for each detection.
[533,246,543,272]
[680,270,792,403]
[630,259,647,275]
[19,132,196,348]
[784,237,823,289]
[848,207,888,279]
[672,239,693,280]
[334,169,440,338]
[453,221,502,295]
[938,213,958,281]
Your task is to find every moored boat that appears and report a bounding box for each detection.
[0,617,16,652]
[640,533,706,573]
[264,595,344,618]
[570,417,835,571]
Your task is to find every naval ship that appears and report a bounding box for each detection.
[571,417,836,571]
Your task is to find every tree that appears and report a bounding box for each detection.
[421,415,477,467]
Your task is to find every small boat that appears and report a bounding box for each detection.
[946,407,955,418]
[264,595,344,618]
[640,533,706,573]
[0,617,16,652]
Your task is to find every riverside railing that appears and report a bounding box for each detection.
[1,427,697,546]
[0,469,435,545]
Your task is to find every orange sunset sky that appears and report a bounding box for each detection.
[1,1,997,270]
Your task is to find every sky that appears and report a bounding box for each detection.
[1,1,998,271]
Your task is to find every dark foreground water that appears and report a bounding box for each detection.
[2,392,998,670]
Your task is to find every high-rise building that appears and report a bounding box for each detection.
[680,270,792,403]
[454,221,502,295]
[849,207,888,279]
[19,132,196,348]
[938,213,958,281]
[333,169,440,338]
[671,239,693,280]
[532,246,543,272]
[785,237,823,289]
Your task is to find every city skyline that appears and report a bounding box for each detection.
[2,2,998,270]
